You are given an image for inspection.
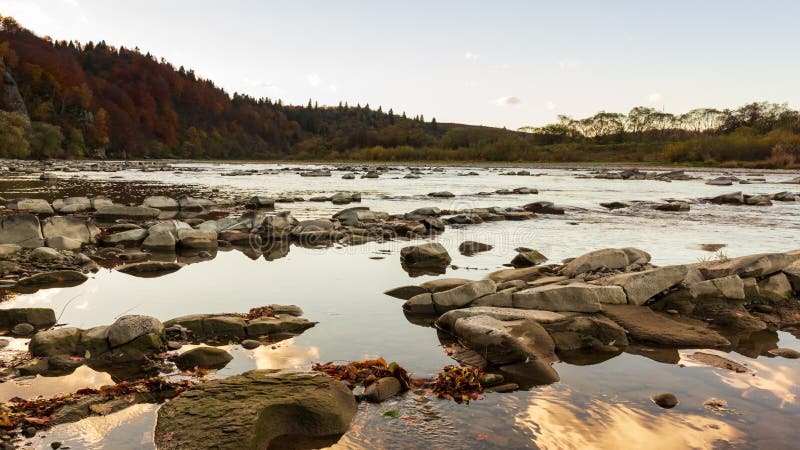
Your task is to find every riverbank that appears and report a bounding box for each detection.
[0,162,798,448]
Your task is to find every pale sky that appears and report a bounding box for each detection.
[1,0,798,129]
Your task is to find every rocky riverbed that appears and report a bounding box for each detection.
[0,160,799,449]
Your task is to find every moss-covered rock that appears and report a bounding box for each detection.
[155,370,357,450]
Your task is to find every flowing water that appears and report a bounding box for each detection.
[1,163,799,449]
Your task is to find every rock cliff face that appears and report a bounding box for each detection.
[0,62,28,116]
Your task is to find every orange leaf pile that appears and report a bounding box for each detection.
[312,357,410,390]
[431,365,484,402]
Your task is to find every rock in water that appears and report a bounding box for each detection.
[174,346,233,370]
[364,377,402,403]
[0,214,45,248]
[458,240,493,255]
[400,243,451,275]
[95,205,161,221]
[651,393,679,408]
[155,370,357,450]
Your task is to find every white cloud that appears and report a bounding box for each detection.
[558,59,581,70]
[307,73,321,87]
[0,1,56,30]
[488,63,511,72]
[648,92,666,103]
[328,83,338,92]
[465,51,480,61]
[495,96,522,106]
[546,101,557,111]
[244,77,277,89]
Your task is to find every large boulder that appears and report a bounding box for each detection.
[0,243,21,258]
[689,275,745,300]
[510,250,548,268]
[46,236,83,251]
[261,212,298,240]
[0,214,45,248]
[42,216,101,244]
[0,308,56,331]
[15,270,88,287]
[177,196,215,211]
[246,315,317,337]
[784,260,800,292]
[594,265,688,305]
[245,196,276,210]
[542,315,629,352]
[141,231,177,251]
[561,248,631,277]
[147,220,192,238]
[383,285,428,300]
[155,370,357,450]
[102,229,149,246]
[513,284,626,312]
[291,219,336,235]
[143,196,179,210]
[52,197,91,213]
[436,307,569,331]
[487,266,551,283]
[29,327,82,357]
[431,280,496,312]
[107,315,165,348]
[419,278,471,293]
[458,241,493,255]
[5,198,54,215]
[95,205,160,221]
[603,304,729,347]
[332,208,387,227]
[400,243,451,272]
[177,229,218,249]
[449,315,556,365]
[758,273,794,300]
[699,253,800,279]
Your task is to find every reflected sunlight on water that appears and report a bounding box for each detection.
[516,392,744,450]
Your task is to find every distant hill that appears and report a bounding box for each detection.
[0,15,523,160]
[1,15,799,167]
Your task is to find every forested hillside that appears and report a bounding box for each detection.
[1,14,799,167]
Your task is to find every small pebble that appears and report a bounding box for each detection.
[651,392,678,409]
[241,340,261,350]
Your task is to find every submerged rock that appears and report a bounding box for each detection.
[174,346,233,370]
[155,370,357,450]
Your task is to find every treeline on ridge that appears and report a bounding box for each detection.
[0,15,799,167]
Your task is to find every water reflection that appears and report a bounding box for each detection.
[716,358,798,407]
[38,403,157,450]
[252,338,320,370]
[517,391,744,449]
[0,365,114,402]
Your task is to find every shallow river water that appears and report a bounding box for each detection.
[1,163,799,449]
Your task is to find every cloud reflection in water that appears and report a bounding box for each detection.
[516,392,743,449]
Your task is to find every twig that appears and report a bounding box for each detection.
[114,303,142,319]
[51,293,82,329]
